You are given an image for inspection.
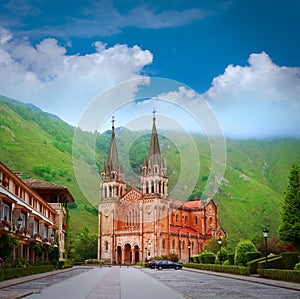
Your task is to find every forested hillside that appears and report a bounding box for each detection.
[1,96,300,247]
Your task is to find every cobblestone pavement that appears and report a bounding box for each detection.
[140,268,300,299]
[1,266,300,299]
[0,267,92,299]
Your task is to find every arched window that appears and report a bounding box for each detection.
[146,181,149,194]
[151,180,155,193]
[134,211,138,225]
[162,239,165,250]
[195,216,198,225]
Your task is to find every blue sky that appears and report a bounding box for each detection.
[0,0,299,138]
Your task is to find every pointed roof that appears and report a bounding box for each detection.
[148,108,161,161]
[106,116,121,173]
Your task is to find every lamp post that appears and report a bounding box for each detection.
[263,228,269,268]
[217,237,223,265]
[145,247,147,262]
[187,243,191,263]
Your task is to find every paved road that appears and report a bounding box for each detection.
[141,267,300,299]
[0,266,299,299]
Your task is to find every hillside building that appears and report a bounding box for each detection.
[0,161,74,262]
[98,112,225,264]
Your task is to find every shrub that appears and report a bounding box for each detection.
[258,269,300,283]
[247,256,269,274]
[245,251,261,264]
[281,252,299,270]
[85,259,104,265]
[199,251,216,264]
[227,253,235,265]
[190,255,200,263]
[257,256,284,269]
[217,247,228,264]
[58,260,74,269]
[184,263,250,276]
[294,263,300,271]
[235,240,258,266]
[0,265,53,281]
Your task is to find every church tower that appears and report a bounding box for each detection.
[141,109,168,198]
[100,116,126,201]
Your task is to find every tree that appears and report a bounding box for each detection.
[73,227,97,262]
[0,234,19,261]
[234,239,258,266]
[279,164,300,250]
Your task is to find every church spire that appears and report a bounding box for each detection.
[102,116,124,183]
[148,108,161,161]
[141,110,168,198]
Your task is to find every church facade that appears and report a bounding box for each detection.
[98,113,225,264]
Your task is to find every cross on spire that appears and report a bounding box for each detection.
[111,116,115,129]
[152,107,156,122]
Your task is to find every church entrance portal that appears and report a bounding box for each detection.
[124,243,131,264]
[134,245,139,263]
[117,246,122,264]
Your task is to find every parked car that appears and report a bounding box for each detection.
[148,260,159,269]
[155,260,183,270]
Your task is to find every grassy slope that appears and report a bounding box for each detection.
[0,100,98,235]
[1,98,300,248]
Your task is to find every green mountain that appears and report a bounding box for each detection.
[1,96,299,249]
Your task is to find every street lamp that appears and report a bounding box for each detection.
[217,238,223,265]
[187,243,191,263]
[263,228,269,268]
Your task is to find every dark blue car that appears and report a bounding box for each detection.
[155,260,182,270]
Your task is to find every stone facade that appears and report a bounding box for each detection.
[98,113,225,264]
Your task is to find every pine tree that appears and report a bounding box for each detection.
[279,164,300,250]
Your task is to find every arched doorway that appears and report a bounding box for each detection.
[117,246,122,264]
[124,243,131,264]
[134,245,139,263]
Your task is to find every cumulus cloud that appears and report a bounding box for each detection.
[0,28,153,126]
[203,52,300,138]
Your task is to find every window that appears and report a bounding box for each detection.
[33,219,39,234]
[105,241,109,251]
[162,239,165,250]
[172,240,175,250]
[44,225,48,238]
[1,203,10,221]
[195,216,198,225]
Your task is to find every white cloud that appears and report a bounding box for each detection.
[0,28,153,126]
[203,52,300,138]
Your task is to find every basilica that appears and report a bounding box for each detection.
[98,112,225,264]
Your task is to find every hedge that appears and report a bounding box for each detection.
[281,252,299,270]
[58,260,74,269]
[227,253,235,265]
[247,256,270,274]
[0,265,54,281]
[257,256,284,270]
[199,252,216,264]
[184,263,250,276]
[258,268,300,283]
[245,251,261,264]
